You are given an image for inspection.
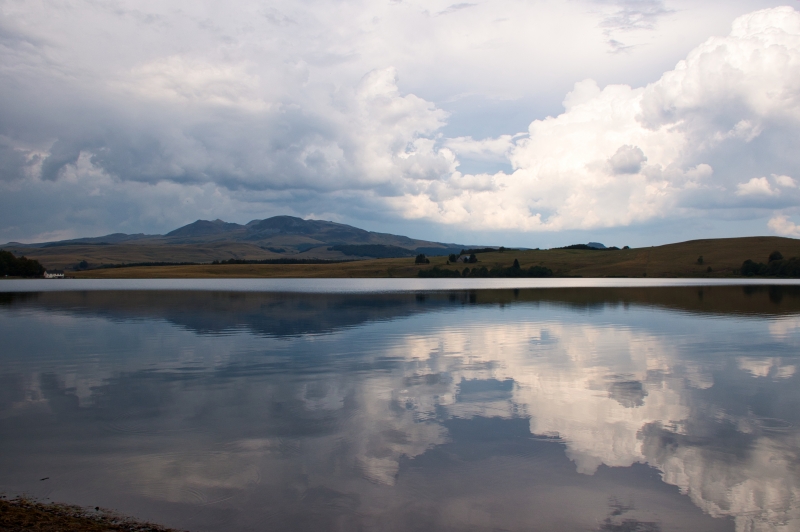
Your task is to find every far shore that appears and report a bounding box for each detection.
[43,236,800,279]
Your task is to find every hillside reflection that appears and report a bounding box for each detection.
[3,284,800,337]
[1,287,799,531]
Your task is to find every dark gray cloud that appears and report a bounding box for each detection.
[609,145,647,175]
[0,143,31,182]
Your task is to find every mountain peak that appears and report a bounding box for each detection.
[166,219,243,238]
[245,216,328,236]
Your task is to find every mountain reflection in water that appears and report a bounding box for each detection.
[1,286,799,532]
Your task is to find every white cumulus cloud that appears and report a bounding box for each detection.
[392,6,800,232]
[774,174,797,188]
[737,177,779,196]
[768,214,800,237]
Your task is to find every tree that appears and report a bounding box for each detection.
[526,265,553,277]
[468,254,478,263]
[0,251,13,276]
[769,251,783,263]
[697,256,704,265]
[741,259,766,276]
[448,253,458,263]
[417,266,459,278]
[415,254,430,265]
[512,259,521,270]
[0,250,45,277]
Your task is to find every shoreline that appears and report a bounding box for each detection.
[3,277,800,295]
[0,497,183,532]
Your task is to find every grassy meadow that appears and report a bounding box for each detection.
[2,242,287,270]
[58,236,800,279]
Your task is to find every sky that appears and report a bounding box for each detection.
[2,0,800,248]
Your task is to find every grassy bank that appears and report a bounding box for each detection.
[61,236,800,279]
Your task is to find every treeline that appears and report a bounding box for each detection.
[211,258,351,265]
[459,247,516,255]
[419,260,553,278]
[741,251,800,277]
[95,261,200,269]
[556,244,624,250]
[0,250,45,277]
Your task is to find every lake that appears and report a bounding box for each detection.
[1,280,799,531]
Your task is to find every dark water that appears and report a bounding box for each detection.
[1,285,799,531]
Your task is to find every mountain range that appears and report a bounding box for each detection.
[2,216,466,269]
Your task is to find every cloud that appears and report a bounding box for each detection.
[598,0,672,32]
[606,39,633,54]
[596,0,673,52]
[737,177,778,196]
[438,3,478,16]
[768,215,800,237]
[2,3,800,241]
[0,141,37,182]
[608,145,647,175]
[391,7,800,232]
[124,56,270,111]
[774,174,797,188]
[444,135,515,162]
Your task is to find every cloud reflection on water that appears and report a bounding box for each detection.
[0,286,799,531]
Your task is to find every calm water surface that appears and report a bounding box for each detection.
[1,284,799,531]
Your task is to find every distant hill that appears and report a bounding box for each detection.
[2,216,466,270]
[36,233,155,247]
[65,235,800,280]
[165,219,243,238]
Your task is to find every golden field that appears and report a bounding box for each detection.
[61,236,800,279]
[3,241,288,270]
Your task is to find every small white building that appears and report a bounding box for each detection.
[44,270,65,279]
